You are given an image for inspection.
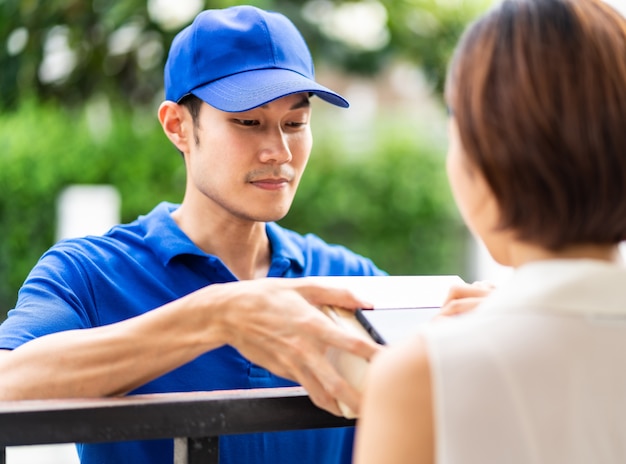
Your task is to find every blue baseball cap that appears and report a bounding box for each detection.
[164,6,349,112]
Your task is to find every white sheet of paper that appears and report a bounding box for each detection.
[306,275,463,309]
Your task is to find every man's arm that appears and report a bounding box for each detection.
[0,278,380,416]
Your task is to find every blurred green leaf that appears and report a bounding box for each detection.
[0,0,489,110]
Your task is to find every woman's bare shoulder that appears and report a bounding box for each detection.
[354,335,434,464]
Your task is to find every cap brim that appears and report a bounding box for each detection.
[189,68,349,112]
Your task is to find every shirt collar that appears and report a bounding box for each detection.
[266,222,305,271]
[479,259,626,317]
[142,202,203,265]
[142,202,304,270]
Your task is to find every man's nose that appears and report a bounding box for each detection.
[258,127,292,164]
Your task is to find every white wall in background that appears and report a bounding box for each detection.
[471,239,626,285]
[56,184,120,241]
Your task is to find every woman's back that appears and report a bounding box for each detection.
[425,260,626,463]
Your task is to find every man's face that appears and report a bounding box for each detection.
[185,93,313,223]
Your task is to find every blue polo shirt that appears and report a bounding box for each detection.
[0,202,386,464]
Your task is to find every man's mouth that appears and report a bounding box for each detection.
[250,177,290,190]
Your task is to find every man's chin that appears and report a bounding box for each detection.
[245,206,291,223]
[254,212,289,223]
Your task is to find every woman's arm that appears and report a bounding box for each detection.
[354,335,435,464]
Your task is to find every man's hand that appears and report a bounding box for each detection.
[438,280,495,318]
[0,278,377,406]
[202,278,382,417]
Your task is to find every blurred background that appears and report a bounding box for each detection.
[0,0,497,323]
[1,0,624,325]
[2,0,626,462]
[0,0,626,322]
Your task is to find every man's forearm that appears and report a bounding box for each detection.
[0,293,225,400]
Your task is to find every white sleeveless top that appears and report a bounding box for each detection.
[421,259,626,464]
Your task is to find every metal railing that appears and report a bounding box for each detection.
[0,387,355,464]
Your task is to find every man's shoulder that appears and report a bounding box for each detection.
[39,203,173,269]
[269,222,355,256]
[268,222,385,276]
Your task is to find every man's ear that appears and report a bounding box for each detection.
[158,101,193,155]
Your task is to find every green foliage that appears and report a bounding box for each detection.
[0,102,466,319]
[281,108,467,276]
[1,0,153,108]
[0,0,489,111]
[0,100,185,317]
[383,0,492,94]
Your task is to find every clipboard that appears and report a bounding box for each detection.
[354,306,442,345]
[315,275,463,418]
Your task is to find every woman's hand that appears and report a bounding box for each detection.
[438,281,495,318]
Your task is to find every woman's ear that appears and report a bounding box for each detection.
[158,101,193,155]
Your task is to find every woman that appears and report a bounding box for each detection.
[354,1,626,463]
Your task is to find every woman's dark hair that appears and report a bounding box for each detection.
[446,0,626,250]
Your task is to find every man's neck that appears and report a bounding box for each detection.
[171,202,272,281]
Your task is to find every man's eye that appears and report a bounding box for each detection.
[286,121,307,128]
[234,119,258,126]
